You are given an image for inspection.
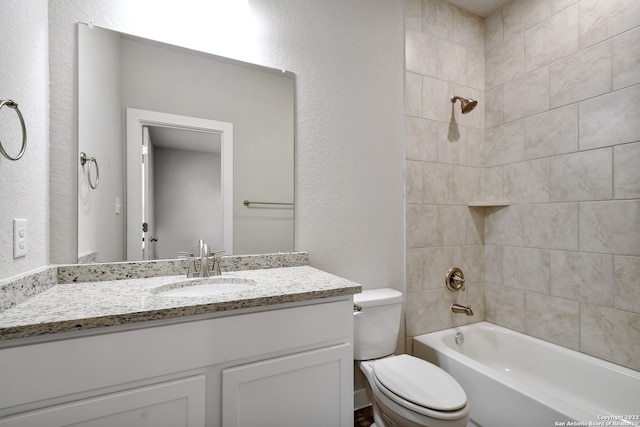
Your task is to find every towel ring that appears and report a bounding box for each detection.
[80,152,100,189]
[0,99,27,161]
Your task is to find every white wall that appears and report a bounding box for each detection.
[49,0,406,291]
[0,0,49,281]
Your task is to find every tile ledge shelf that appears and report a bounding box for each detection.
[466,201,510,207]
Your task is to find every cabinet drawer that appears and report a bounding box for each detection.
[0,375,205,427]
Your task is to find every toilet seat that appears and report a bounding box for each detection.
[372,354,467,417]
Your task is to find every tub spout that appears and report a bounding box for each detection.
[451,303,473,316]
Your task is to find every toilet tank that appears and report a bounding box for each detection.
[353,288,403,360]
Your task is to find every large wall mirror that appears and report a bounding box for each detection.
[77,24,295,263]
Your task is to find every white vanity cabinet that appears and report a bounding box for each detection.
[0,298,354,427]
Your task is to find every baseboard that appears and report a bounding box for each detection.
[353,387,370,410]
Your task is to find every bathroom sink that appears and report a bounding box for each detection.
[153,277,256,297]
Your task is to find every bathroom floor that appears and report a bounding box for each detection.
[354,406,374,426]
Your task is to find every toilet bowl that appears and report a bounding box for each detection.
[359,356,469,427]
[354,289,469,427]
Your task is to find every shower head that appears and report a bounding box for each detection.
[451,95,478,114]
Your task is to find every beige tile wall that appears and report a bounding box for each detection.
[405,0,640,371]
[404,0,487,346]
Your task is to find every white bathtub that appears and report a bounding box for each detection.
[413,322,640,427]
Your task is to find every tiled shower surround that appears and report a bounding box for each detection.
[405,0,640,371]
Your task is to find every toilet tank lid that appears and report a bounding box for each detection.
[353,288,403,307]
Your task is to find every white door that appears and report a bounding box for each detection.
[142,126,156,260]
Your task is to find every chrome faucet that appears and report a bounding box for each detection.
[199,240,211,277]
[179,241,225,277]
[451,303,473,316]
[197,240,224,277]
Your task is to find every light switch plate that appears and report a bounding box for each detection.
[13,219,27,258]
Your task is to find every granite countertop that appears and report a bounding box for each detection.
[0,265,361,341]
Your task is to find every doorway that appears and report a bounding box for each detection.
[126,108,233,260]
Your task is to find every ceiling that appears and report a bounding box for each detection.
[147,126,221,154]
[444,0,511,17]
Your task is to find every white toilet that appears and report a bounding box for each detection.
[354,288,469,427]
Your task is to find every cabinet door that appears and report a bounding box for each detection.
[0,375,205,427]
[222,343,352,427]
